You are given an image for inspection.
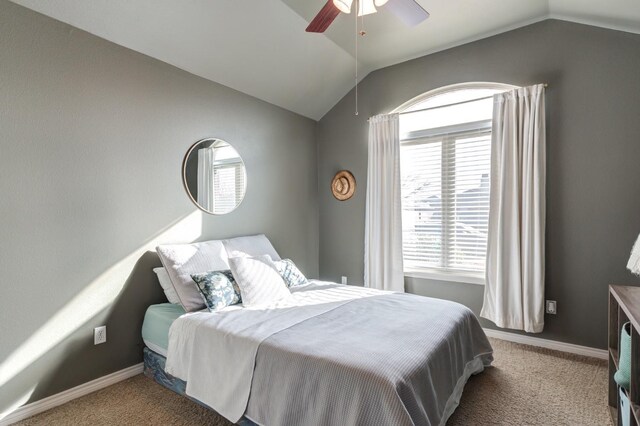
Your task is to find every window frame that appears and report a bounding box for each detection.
[396,82,517,285]
[392,82,517,114]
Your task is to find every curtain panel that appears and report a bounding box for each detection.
[365,113,405,292]
[197,147,215,212]
[481,84,546,333]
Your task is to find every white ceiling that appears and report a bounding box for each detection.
[283,0,550,69]
[10,0,640,120]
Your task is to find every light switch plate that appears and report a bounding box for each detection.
[341,276,347,285]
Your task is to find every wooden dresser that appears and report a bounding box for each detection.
[609,285,640,425]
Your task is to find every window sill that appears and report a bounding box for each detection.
[404,268,485,286]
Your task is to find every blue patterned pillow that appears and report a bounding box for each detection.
[190,270,242,311]
[274,259,308,288]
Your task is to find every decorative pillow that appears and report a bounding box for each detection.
[191,270,242,311]
[156,240,230,312]
[273,259,308,288]
[153,267,181,304]
[229,255,291,308]
[222,234,281,261]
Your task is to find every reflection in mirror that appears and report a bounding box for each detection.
[183,138,247,215]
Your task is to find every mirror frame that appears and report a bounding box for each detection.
[181,137,247,215]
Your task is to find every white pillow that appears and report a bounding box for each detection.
[222,234,281,260]
[156,240,230,312]
[153,267,181,305]
[229,255,290,308]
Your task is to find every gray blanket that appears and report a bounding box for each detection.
[245,292,493,426]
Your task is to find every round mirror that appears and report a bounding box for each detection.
[182,138,247,215]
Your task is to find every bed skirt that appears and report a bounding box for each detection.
[143,347,257,426]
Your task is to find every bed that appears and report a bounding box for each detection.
[142,280,493,426]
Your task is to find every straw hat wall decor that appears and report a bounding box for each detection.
[331,170,356,201]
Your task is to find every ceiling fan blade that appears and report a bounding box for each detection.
[384,0,430,27]
[306,1,341,33]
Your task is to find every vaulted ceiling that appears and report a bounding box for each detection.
[11,0,640,120]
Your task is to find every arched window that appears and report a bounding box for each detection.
[396,82,516,284]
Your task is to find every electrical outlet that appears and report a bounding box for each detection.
[546,300,557,315]
[341,276,347,285]
[94,326,107,345]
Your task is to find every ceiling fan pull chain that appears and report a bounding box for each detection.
[354,0,359,116]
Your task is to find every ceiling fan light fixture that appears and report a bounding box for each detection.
[357,0,377,16]
[374,0,389,6]
[333,0,353,14]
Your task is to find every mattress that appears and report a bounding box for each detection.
[141,303,186,356]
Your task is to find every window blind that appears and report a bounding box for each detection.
[213,161,245,214]
[401,125,491,274]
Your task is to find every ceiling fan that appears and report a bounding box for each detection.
[306,0,430,33]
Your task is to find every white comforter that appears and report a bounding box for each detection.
[165,282,492,426]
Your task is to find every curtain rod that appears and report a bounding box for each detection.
[368,84,549,120]
[399,84,548,117]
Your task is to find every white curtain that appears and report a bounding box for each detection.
[481,84,546,333]
[365,113,404,292]
[197,147,215,211]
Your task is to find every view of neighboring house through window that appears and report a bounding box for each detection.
[398,83,514,282]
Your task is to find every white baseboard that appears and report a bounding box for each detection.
[0,363,143,426]
[483,328,608,360]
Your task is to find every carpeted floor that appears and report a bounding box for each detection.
[15,338,611,425]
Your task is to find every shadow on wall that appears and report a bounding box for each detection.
[0,211,204,420]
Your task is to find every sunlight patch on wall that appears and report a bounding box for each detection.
[0,211,203,392]
[0,385,35,422]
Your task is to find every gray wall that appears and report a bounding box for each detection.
[4,0,640,414]
[317,19,640,349]
[0,0,317,414]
